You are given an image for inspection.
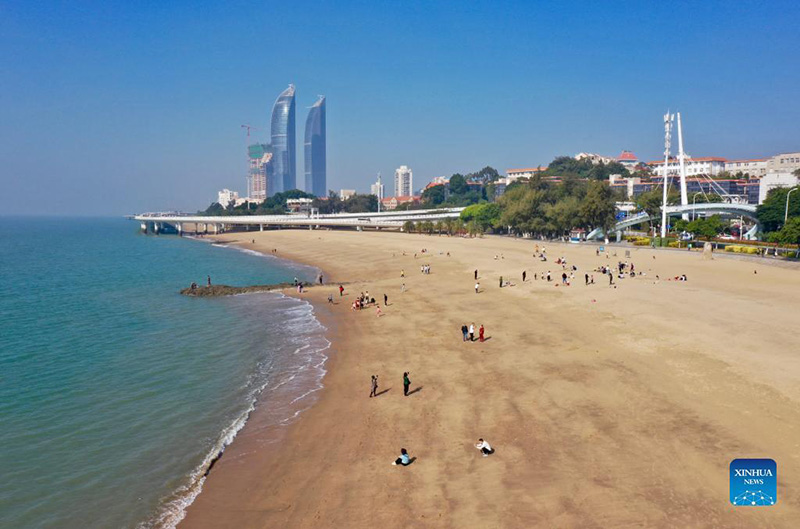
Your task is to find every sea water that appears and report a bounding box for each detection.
[0,217,328,528]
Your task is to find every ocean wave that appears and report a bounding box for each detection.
[138,295,331,529]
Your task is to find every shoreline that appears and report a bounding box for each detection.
[145,239,330,529]
[179,229,800,528]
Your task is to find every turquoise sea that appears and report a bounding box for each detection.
[0,217,328,528]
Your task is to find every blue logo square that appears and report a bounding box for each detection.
[730,459,776,506]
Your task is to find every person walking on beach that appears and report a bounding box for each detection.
[461,324,469,342]
[403,372,411,396]
[207,275,212,286]
[318,274,323,285]
[475,438,494,457]
[499,276,503,288]
[479,324,485,342]
[585,273,589,286]
[401,283,406,293]
[392,448,411,466]
[401,269,405,278]
[474,269,478,280]
[522,270,527,282]
[339,284,344,297]
[469,323,475,342]
[475,282,480,294]
[370,375,378,398]
[376,305,383,317]
[384,293,388,306]
[327,293,333,304]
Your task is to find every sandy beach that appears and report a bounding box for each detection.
[180,230,800,528]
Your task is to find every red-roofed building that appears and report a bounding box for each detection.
[617,150,639,169]
[381,196,421,211]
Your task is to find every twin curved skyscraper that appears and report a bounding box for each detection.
[262,84,326,197]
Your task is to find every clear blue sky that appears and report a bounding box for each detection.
[2,0,798,215]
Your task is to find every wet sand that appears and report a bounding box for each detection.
[180,230,800,528]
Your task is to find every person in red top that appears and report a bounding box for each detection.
[479,324,485,342]
[339,285,344,297]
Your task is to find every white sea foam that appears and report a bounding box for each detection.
[138,292,331,529]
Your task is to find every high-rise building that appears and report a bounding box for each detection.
[247,143,274,200]
[395,165,413,197]
[304,96,326,197]
[271,84,296,193]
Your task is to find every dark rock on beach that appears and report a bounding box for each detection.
[180,283,301,297]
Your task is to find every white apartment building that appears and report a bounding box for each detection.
[575,152,615,165]
[506,167,547,180]
[725,158,767,177]
[395,165,413,197]
[647,157,727,177]
[767,152,800,175]
[217,189,239,207]
[759,172,800,204]
[339,189,356,200]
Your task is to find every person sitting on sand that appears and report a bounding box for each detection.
[475,438,494,457]
[392,448,411,466]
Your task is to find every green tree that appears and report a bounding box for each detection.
[421,184,446,207]
[343,193,378,213]
[687,214,725,239]
[768,217,800,246]
[449,174,468,195]
[466,166,500,184]
[579,180,616,232]
[757,186,800,232]
[461,203,501,232]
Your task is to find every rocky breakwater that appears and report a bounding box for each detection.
[180,283,303,297]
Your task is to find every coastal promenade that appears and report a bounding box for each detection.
[180,230,800,528]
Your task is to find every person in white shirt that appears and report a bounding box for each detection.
[474,282,480,294]
[468,323,475,342]
[475,438,494,456]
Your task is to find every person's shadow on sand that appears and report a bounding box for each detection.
[374,388,390,397]
[407,386,423,396]
[407,457,417,465]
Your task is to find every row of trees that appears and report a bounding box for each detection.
[495,177,618,236]
[406,175,620,237]
[203,190,315,216]
[311,191,377,214]
[543,156,631,180]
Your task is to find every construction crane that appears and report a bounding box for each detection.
[241,124,259,142]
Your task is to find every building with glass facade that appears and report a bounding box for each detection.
[270,84,296,193]
[304,96,326,197]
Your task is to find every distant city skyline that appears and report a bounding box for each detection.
[1,1,799,215]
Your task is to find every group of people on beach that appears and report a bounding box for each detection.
[460,323,485,342]
[352,291,376,311]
